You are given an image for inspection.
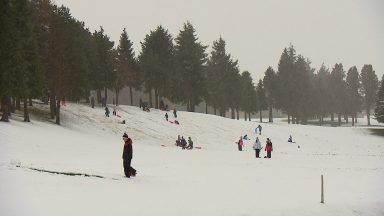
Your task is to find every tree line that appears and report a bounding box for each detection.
[1,0,383,125]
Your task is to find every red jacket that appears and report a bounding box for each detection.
[265,141,273,151]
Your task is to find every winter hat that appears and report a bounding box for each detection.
[122,133,128,138]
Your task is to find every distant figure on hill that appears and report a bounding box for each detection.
[165,113,169,121]
[173,108,177,118]
[185,137,194,150]
[236,136,244,151]
[139,98,143,109]
[180,136,187,149]
[253,137,262,158]
[113,108,117,116]
[105,107,110,117]
[122,133,136,178]
[256,125,262,135]
[91,97,95,108]
[264,138,273,158]
[288,135,293,143]
[175,135,181,146]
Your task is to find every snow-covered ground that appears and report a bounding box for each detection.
[1,103,383,216]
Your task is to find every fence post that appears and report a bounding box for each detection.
[321,174,324,204]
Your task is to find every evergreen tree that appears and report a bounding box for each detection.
[276,45,297,123]
[116,28,136,106]
[346,66,361,125]
[329,63,347,125]
[240,71,256,121]
[0,0,42,122]
[92,26,115,107]
[174,22,207,112]
[138,26,174,108]
[263,66,277,122]
[295,55,315,124]
[361,64,379,125]
[206,37,238,116]
[374,75,384,123]
[313,64,332,125]
[256,79,267,122]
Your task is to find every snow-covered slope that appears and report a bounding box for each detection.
[1,103,383,216]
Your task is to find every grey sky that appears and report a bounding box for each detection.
[54,0,384,82]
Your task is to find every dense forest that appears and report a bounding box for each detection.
[1,0,383,125]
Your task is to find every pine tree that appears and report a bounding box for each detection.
[361,64,379,125]
[263,66,277,122]
[138,26,174,108]
[116,28,136,106]
[206,37,238,116]
[374,75,384,123]
[174,22,207,112]
[256,79,267,122]
[240,71,257,121]
[295,55,315,124]
[346,66,361,125]
[92,26,115,107]
[276,46,297,123]
[313,64,332,125]
[329,63,347,125]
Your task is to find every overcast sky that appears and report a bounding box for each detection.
[54,0,384,82]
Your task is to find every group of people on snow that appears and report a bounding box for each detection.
[175,135,193,150]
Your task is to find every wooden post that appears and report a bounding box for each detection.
[321,174,324,204]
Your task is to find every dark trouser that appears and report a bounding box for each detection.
[267,151,271,158]
[255,149,260,158]
[123,158,132,177]
[238,144,242,151]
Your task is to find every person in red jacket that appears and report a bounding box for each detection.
[265,138,273,158]
[236,136,244,151]
[122,133,136,178]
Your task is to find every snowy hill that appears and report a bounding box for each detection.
[1,103,384,216]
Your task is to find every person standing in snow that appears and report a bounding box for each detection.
[173,108,177,118]
[288,135,293,143]
[165,113,169,121]
[253,137,262,158]
[236,136,244,151]
[105,106,110,117]
[91,96,95,108]
[256,125,262,135]
[122,133,136,178]
[265,138,273,158]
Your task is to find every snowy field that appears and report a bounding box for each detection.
[1,103,384,216]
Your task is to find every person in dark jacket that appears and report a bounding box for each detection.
[175,135,181,146]
[122,133,136,177]
[105,106,110,117]
[186,137,193,150]
[265,138,273,158]
[181,136,187,149]
[165,113,169,121]
[173,108,177,118]
[91,96,95,108]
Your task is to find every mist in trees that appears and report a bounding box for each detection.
[1,0,381,127]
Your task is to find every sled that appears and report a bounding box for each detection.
[117,114,121,118]
[195,146,202,149]
[161,144,167,147]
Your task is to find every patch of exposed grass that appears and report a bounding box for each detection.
[368,128,384,137]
